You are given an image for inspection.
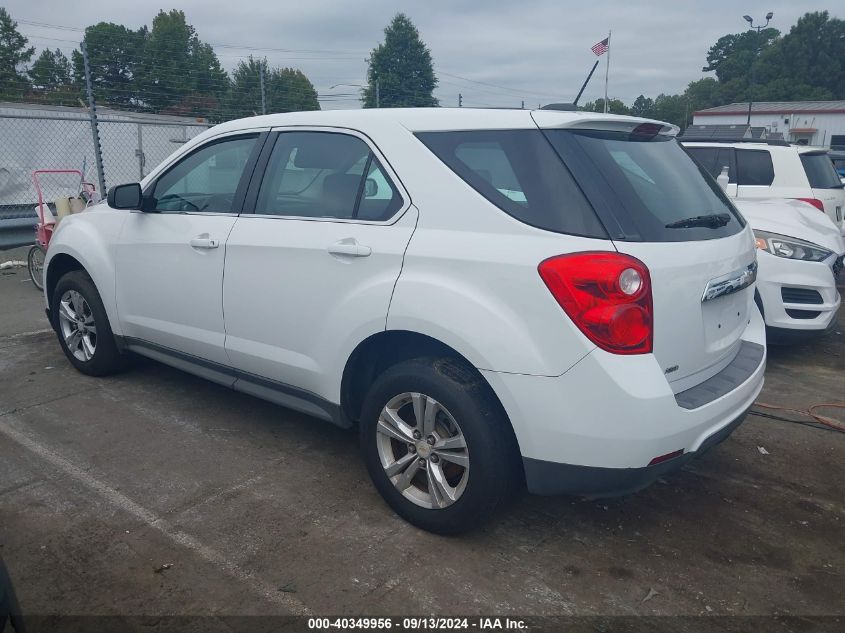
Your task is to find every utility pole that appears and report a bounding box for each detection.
[743,12,774,126]
[458,93,463,107]
[259,64,267,115]
[81,41,106,196]
[521,100,525,109]
[376,78,380,108]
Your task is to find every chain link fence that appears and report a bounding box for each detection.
[0,105,209,249]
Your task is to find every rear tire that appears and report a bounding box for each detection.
[51,270,125,376]
[360,356,518,534]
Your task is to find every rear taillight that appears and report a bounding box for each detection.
[538,252,653,355]
[795,198,825,212]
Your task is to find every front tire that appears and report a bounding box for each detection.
[52,270,125,376]
[360,357,518,534]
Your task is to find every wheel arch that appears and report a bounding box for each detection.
[340,330,523,471]
[45,252,85,315]
[43,213,124,335]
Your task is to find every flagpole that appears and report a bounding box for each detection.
[603,30,611,113]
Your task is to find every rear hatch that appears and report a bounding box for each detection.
[535,112,757,390]
[800,151,845,232]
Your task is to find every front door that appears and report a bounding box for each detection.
[115,133,262,365]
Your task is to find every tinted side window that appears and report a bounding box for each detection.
[685,147,717,174]
[735,149,774,186]
[255,132,402,220]
[152,136,257,213]
[800,153,842,189]
[416,130,606,238]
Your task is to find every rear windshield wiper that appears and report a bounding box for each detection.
[665,213,731,229]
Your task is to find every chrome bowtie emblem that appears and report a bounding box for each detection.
[701,261,758,303]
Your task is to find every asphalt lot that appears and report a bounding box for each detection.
[1,245,843,628]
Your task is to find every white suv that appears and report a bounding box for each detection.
[43,109,766,533]
[682,139,845,234]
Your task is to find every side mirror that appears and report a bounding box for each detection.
[107,182,142,210]
[364,178,378,197]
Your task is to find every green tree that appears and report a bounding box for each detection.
[29,48,72,90]
[768,11,844,100]
[29,48,76,104]
[226,56,319,120]
[133,10,230,116]
[226,56,268,118]
[363,13,438,108]
[582,98,629,115]
[137,10,195,112]
[72,22,146,109]
[0,7,35,100]
[267,67,319,113]
[703,28,779,85]
[651,93,687,128]
[630,95,655,118]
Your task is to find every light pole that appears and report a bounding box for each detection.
[330,80,379,108]
[743,12,773,126]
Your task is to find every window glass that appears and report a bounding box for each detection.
[685,147,736,183]
[800,153,842,189]
[358,158,403,221]
[685,147,718,175]
[255,132,402,220]
[152,136,256,212]
[544,130,743,242]
[416,130,606,238]
[735,149,774,186]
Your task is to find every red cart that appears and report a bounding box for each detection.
[27,169,96,290]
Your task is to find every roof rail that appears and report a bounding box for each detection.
[678,137,791,147]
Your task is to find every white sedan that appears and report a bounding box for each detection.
[735,198,844,344]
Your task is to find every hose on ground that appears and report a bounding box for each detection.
[749,402,845,434]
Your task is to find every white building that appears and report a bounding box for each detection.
[692,101,845,148]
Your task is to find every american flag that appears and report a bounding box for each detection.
[591,37,609,56]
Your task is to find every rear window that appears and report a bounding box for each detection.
[801,153,843,189]
[735,149,775,186]
[545,130,744,242]
[415,130,607,238]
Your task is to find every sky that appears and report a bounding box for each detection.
[4,0,837,110]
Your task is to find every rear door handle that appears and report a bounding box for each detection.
[328,239,371,258]
[190,236,219,249]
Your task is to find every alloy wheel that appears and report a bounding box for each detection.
[376,392,469,509]
[57,289,97,362]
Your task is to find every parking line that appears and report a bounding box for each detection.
[0,417,312,615]
[0,328,53,340]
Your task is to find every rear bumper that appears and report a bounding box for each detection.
[481,305,766,496]
[522,407,749,497]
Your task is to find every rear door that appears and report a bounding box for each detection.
[540,120,756,391]
[222,128,416,399]
[800,151,845,232]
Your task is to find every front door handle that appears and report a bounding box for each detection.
[190,236,219,249]
[328,239,371,258]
